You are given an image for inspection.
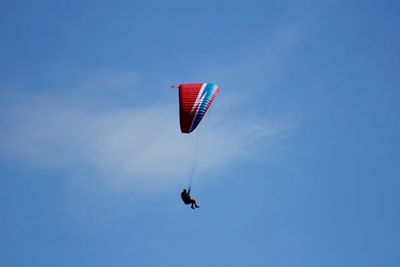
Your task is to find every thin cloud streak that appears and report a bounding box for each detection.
[0,88,294,193]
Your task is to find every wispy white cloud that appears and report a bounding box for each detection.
[0,79,294,194]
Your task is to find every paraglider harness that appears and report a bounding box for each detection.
[181,188,192,205]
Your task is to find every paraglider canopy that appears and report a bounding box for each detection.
[177,83,219,133]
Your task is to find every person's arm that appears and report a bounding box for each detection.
[188,187,191,194]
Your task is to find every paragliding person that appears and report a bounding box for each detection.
[174,83,219,210]
[181,188,200,209]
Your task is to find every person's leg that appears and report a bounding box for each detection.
[191,199,199,208]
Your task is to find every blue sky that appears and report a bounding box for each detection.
[1,0,400,266]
